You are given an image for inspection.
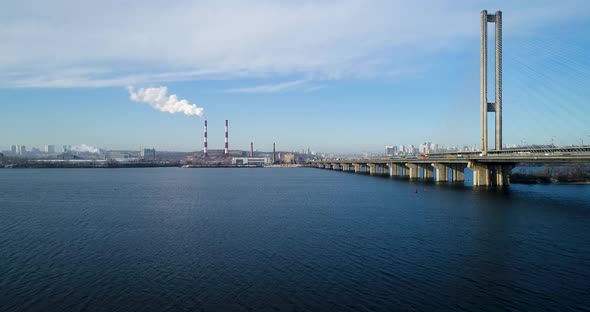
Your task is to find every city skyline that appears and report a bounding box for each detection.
[1,1,589,153]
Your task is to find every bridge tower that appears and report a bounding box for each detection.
[481,10,502,155]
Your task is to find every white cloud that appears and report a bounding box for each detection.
[226,80,308,93]
[0,0,587,88]
[4,68,227,88]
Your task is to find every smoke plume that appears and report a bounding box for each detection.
[128,86,204,117]
[71,144,100,154]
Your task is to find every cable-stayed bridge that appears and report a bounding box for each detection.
[314,10,590,187]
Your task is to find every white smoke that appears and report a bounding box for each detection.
[128,86,204,117]
[71,144,100,154]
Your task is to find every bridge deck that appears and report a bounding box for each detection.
[318,154,590,165]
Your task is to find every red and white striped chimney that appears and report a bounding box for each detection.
[224,120,229,156]
[203,120,208,159]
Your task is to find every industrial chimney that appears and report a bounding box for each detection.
[224,120,229,156]
[203,120,208,159]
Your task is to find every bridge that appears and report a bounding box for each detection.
[313,151,590,187]
[313,10,590,187]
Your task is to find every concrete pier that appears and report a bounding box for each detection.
[353,163,360,173]
[341,163,352,172]
[420,164,434,180]
[353,163,367,174]
[432,163,449,182]
[368,164,389,175]
[406,163,420,179]
[451,164,466,182]
[387,163,402,177]
[400,166,409,178]
[469,161,514,186]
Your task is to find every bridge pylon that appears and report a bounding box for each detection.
[481,10,502,155]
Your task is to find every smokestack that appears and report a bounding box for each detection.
[250,142,254,157]
[203,120,208,159]
[273,142,276,163]
[224,120,229,156]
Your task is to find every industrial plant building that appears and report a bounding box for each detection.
[232,157,271,166]
[141,148,156,160]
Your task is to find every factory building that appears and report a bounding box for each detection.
[232,157,271,166]
[141,148,156,160]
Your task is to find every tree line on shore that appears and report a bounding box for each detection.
[511,165,590,184]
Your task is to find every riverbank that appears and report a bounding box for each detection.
[181,164,303,168]
[511,173,590,184]
[2,162,179,169]
[1,163,305,169]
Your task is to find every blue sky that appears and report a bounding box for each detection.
[1,0,589,153]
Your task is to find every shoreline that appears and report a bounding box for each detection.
[1,164,304,169]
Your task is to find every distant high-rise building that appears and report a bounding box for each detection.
[385,145,394,156]
[419,143,426,154]
[399,145,405,154]
[11,145,17,154]
[418,142,432,154]
[44,145,56,154]
[62,145,72,153]
[407,144,416,154]
[16,145,26,155]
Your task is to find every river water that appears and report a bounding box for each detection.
[1,168,589,311]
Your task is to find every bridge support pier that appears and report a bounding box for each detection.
[400,166,409,178]
[406,164,420,179]
[379,164,389,175]
[353,163,367,174]
[420,164,434,180]
[341,163,352,172]
[331,163,341,171]
[432,163,449,182]
[468,161,514,187]
[353,163,360,173]
[368,164,388,175]
[451,164,466,182]
[387,163,401,177]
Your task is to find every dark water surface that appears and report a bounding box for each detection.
[1,168,589,311]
